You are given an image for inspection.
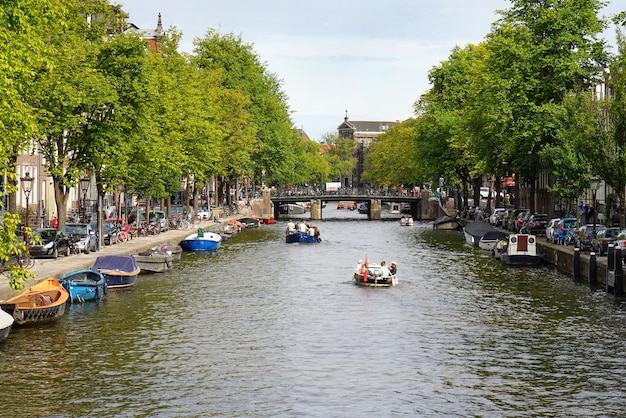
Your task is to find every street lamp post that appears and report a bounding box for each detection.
[590,176,601,234]
[80,176,90,223]
[20,172,35,245]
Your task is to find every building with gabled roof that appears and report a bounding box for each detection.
[337,112,399,187]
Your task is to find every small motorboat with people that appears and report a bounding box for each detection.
[0,308,14,341]
[399,215,414,226]
[498,233,543,266]
[353,259,398,287]
[179,228,222,252]
[463,221,496,246]
[285,220,321,243]
[58,269,107,303]
[478,230,509,252]
[0,278,69,325]
[91,255,141,289]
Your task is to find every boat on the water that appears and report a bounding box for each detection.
[499,234,543,266]
[179,228,222,252]
[463,222,496,246]
[159,242,182,262]
[133,248,173,273]
[400,215,414,226]
[478,230,509,251]
[0,278,69,325]
[353,263,398,287]
[58,269,107,303]
[238,217,260,228]
[433,215,462,231]
[286,230,320,243]
[0,308,14,341]
[91,255,141,289]
[278,203,305,215]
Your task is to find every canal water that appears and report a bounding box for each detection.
[2,205,626,417]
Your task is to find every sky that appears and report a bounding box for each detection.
[120,0,623,142]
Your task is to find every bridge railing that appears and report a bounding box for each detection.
[270,186,419,198]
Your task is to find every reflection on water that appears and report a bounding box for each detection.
[2,206,626,416]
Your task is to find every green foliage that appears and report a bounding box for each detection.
[0,213,34,291]
[320,132,357,182]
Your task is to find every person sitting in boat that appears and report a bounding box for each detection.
[355,259,363,273]
[286,219,296,234]
[380,261,390,278]
[389,262,397,276]
[297,221,308,233]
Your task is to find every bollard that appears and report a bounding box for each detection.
[607,244,616,294]
[589,252,597,286]
[616,247,623,296]
[573,248,581,281]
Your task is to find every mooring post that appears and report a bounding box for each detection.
[615,247,623,296]
[573,248,581,281]
[607,244,616,294]
[589,252,597,286]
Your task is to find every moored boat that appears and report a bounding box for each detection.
[463,222,496,246]
[92,255,141,289]
[159,242,182,262]
[58,269,107,303]
[433,215,462,231]
[0,278,69,325]
[499,234,543,266]
[279,203,305,215]
[238,217,260,228]
[0,308,14,341]
[179,228,222,252]
[353,262,398,287]
[478,230,508,251]
[133,248,173,273]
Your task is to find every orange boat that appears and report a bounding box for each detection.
[0,278,69,325]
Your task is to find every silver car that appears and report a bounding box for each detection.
[65,223,97,254]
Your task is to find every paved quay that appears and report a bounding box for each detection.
[0,218,227,301]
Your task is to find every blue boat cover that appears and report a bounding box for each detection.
[92,255,139,273]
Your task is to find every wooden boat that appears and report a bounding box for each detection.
[433,215,462,231]
[353,263,398,287]
[0,308,14,341]
[499,234,543,266]
[58,269,107,303]
[400,215,414,226]
[179,228,222,252]
[285,230,320,243]
[463,222,496,246]
[92,255,141,289]
[0,278,69,325]
[478,230,508,251]
[133,248,173,273]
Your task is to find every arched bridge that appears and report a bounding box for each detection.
[269,192,426,220]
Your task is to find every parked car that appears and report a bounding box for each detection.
[591,227,621,256]
[553,218,577,245]
[90,220,119,246]
[28,228,71,259]
[513,210,531,232]
[575,224,605,253]
[65,223,97,254]
[507,209,529,232]
[520,214,548,235]
[489,208,506,227]
[546,218,561,242]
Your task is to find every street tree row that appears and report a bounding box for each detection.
[364,0,626,218]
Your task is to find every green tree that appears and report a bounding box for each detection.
[320,132,357,182]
